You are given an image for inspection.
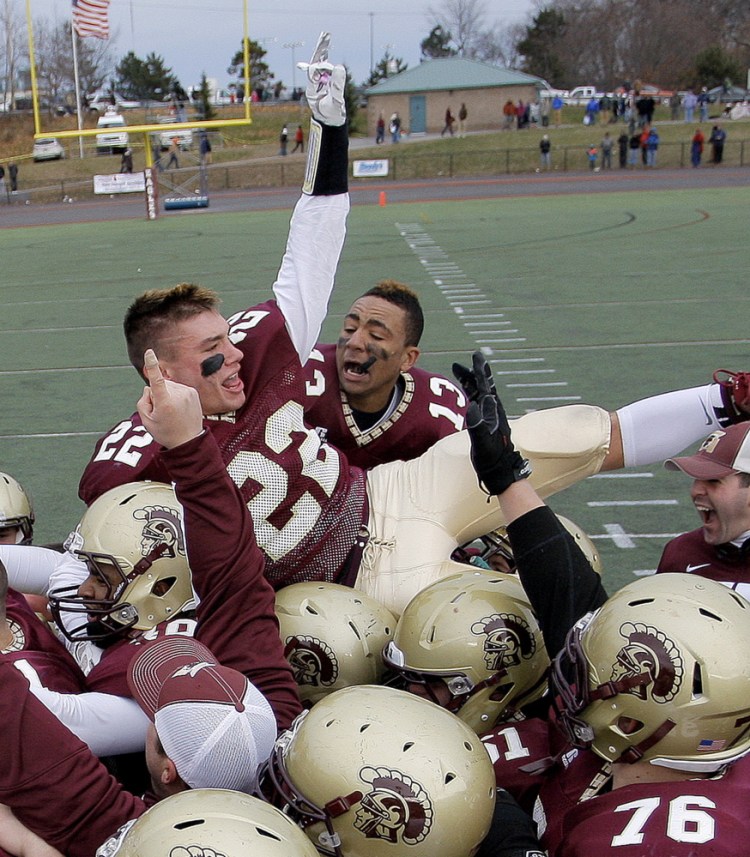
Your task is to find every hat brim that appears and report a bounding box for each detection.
[664,457,738,480]
[127,636,218,719]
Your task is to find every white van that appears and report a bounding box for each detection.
[96,109,129,154]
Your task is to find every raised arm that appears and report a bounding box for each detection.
[271,33,350,362]
[453,352,607,658]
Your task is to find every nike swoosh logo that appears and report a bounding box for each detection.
[686,563,710,573]
[700,400,713,426]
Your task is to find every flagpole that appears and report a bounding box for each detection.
[71,25,85,158]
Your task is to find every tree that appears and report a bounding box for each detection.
[33,18,111,111]
[420,25,456,59]
[695,44,743,88]
[194,72,216,120]
[0,0,25,110]
[516,7,567,83]
[426,0,488,58]
[115,51,182,101]
[227,38,273,100]
[364,51,408,88]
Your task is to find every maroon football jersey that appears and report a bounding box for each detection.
[657,528,750,602]
[553,753,750,856]
[535,750,750,856]
[303,343,467,468]
[85,431,301,732]
[481,716,566,814]
[79,301,368,589]
[3,589,87,694]
[0,661,148,857]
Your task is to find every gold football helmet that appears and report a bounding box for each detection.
[552,573,750,772]
[275,582,397,704]
[383,569,549,733]
[49,482,194,642]
[0,471,34,544]
[263,685,496,857]
[114,789,320,856]
[461,515,602,575]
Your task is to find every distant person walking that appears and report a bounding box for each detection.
[552,94,564,126]
[166,137,180,169]
[389,112,401,143]
[292,125,304,153]
[376,113,385,144]
[279,124,288,156]
[441,107,455,136]
[617,132,628,168]
[119,147,133,173]
[7,162,17,191]
[457,103,468,137]
[690,127,705,167]
[199,131,212,164]
[600,132,613,168]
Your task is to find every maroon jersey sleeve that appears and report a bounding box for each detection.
[78,415,169,504]
[161,429,303,731]
[4,589,88,693]
[0,661,146,857]
[304,343,467,468]
[556,758,750,856]
[657,530,750,601]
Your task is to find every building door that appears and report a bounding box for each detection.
[409,95,426,134]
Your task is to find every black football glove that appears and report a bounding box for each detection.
[453,351,532,495]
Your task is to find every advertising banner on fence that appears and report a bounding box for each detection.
[93,172,146,194]
[352,159,389,178]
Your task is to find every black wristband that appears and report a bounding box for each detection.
[303,119,349,196]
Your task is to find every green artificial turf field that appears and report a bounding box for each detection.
[1,185,748,591]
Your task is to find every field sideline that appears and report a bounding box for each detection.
[1,181,748,591]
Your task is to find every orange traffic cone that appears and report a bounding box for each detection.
[379,191,387,207]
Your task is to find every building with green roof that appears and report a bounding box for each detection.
[364,57,549,138]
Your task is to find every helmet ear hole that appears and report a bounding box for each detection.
[617,716,644,735]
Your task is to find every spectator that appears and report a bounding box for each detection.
[640,124,650,165]
[292,124,304,153]
[600,131,613,168]
[7,162,18,192]
[551,93,564,126]
[457,102,468,137]
[515,100,525,129]
[698,86,710,122]
[584,96,600,126]
[669,91,682,120]
[375,112,385,144]
[389,112,401,143]
[120,147,133,174]
[691,126,705,166]
[709,123,726,163]
[538,134,551,170]
[599,92,612,124]
[617,131,628,168]
[628,130,641,167]
[199,130,212,164]
[502,98,516,129]
[279,124,288,156]
[166,138,179,169]
[683,88,697,122]
[441,106,455,137]
[646,125,659,167]
[586,143,598,170]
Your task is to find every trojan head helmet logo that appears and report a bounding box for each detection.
[471,612,537,672]
[133,505,186,561]
[168,848,226,857]
[353,766,433,846]
[612,622,684,703]
[699,430,726,455]
[283,635,339,688]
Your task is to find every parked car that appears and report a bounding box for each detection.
[87,91,141,113]
[95,109,129,154]
[708,84,749,104]
[32,137,65,161]
[564,86,606,105]
[154,116,193,150]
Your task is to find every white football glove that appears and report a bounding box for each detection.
[297,31,346,127]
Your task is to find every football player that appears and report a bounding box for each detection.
[303,280,468,468]
[77,36,749,616]
[0,471,34,545]
[658,405,750,598]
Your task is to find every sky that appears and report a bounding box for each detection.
[31,0,536,92]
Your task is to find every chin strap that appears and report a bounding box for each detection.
[619,719,677,764]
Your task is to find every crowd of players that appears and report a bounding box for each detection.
[2,32,750,857]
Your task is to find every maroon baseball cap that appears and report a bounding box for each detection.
[665,424,750,480]
[127,636,277,793]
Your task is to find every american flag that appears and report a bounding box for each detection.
[72,0,110,40]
